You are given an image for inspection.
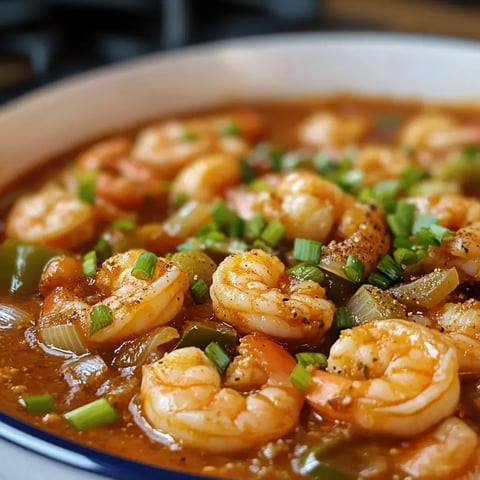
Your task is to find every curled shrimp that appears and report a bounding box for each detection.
[354,145,412,186]
[298,112,368,147]
[321,202,390,277]
[396,417,478,479]
[401,112,480,150]
[132,110,264,178]
[39,249,189,344]
[140,334,303,452]
[255,171,355,242]
[6,185,95,249]
[210,249,335,340]
[305,319,460,437]
[76,136,165,210]
[433,299,480,373]
[170,152,240,202]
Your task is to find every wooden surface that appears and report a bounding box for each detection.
[321,0,480,39]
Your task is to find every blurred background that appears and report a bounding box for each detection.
[1,0,479,103]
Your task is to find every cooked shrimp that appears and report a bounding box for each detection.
[433,299,480,373]
[396,417,477,479]
[321,202,390,277]
[170,152,240,202]
[132,110,264,178]
[210,249,335,340]
[406,194,480,230]
[141,334,303,452]
[6,186,95,249]
[305,319,459,437]
[401,112,480,149]
[76,137,165,210]
[355,145,412,186]
[39,249,189,344]
[256,171,355,242]
[298,112,368,147]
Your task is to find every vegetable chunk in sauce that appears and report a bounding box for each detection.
[2,97,480,479]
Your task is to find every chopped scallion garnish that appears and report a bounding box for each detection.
[64,397,119,431]
[254,142,284,171]
[205,341,231,375]
[393,236,415,250]
[190,278,210,304]
[19,394,55,414]
[180,130,197,142]
[239,158,255,184]
[90,305,113,335]
[211,201,242,236]
[367,271,393,289]
[112,218,136,231]
[334,307,354,329]
[415,224,454,246]
[78,170,98,204]
[219,121,240,137]
[131,252,158,280]
[295,352,327,369]
[343,255,364,283]
[393,247,417,266]
[377,254,403,282]
[82,250,97,276]
[94,237,112,263]
[400,167,428,191]
[412,214,438,234]
[387,201,415,238]
[260,220,285,248]
[287,263,325,284]
[245,213,266,240]
[290,363,312,391]
[293,238,322,265]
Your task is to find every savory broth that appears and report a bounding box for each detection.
[1,97,480,479]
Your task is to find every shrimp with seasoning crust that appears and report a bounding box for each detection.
[210,249,335,340]
[141,334,303,452]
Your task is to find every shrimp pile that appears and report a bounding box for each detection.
[5,100,480,480]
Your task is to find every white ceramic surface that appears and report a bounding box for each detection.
[0,32,479,480]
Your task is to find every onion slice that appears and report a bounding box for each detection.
[40,324,89,355]
[0,303,33,330]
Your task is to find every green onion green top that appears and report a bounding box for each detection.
[82,250,97,276]
[293,238,322,265]
[19,394,55,414]
[295,352,328,369]
[78,170,98,204]
[290,363,312,391]
[219,121,240,137]
[112,218,136,232]
[287,263,325,284]
[260,220,286,248]
[131,252,158,280]
[343,255,364,283]
[90,304,113,335]
[64,397,119,431]
[190,278,210,304]
[205,341,231,375]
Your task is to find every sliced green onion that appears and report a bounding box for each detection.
[334,307,354,329]
[245,213,266,240]
[400,167,428,191]
[248,178,275,193]
[90,305,113,336]
[387,201,416,238]
[94,237,112,263]
[393,236,415,250]
[131,252,158,280]
[64,397,119,431]
[82,250,97,276]
[190,278,209,304]
[367,271,393,289]
[254,142,284,171]
[393,247,417,266]
[180,130,197,142]
[290,363,312,391]
[175,242,196,252]
[219,121,240,137]
[112,218,136,231]
[78,170,97,204]
[377,254,403,282]
[260,220,285,248]
[228,216,245,238]
[293,238,322,264]
[287,263,325,284]
[205,341,231,375]
[415,224,454,246]
[295,352,327,369]
[343,255,364,283]
[239,158,255,184]
[412,214,438,234]
[252,238,276,254]
[211,201,241,235]
[370,180,400,213]
[19,394,55,414]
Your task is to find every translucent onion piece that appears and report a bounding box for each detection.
[389,267,460,309]
[61,355,108,389]
[40,324,89,355]
[113,326,179,367]
[171,250,217,285]
[162,200,211,238]
[347,284,407,326]
[0,303,33,330]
